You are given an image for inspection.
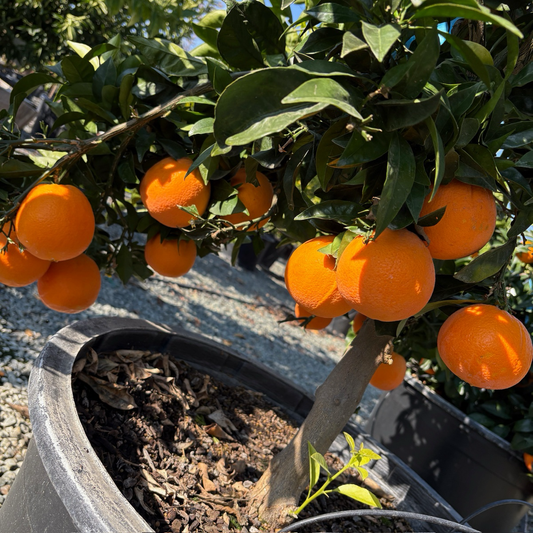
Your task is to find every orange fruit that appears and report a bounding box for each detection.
[0,225,50,287]
[145,235,196,277]
[524,453,533,472]
[14,184,95,261]
[437,304,533,390]
[352,312,367,334]
[37,254,101,314]
[294,303,332,330]
[419,180,496,260]
[516,241,533,264]
[285,235,351,319]
[336,228,435,322]
[140,157,211,228]
[220,168,274,231]
[370,352,406,391]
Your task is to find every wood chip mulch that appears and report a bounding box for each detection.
[71,348,412,533]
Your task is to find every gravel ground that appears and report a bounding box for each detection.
[0,247,383,508]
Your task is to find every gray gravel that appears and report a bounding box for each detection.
[0,248,382,507]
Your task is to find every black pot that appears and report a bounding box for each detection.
[0,318,464,532]
[366,375,533,533]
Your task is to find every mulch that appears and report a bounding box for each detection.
[72,348,412,533]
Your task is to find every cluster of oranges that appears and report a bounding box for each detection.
[139,157,274,277]
[0,184,99,313]
[0,157,275,314]
[285,180,533,393]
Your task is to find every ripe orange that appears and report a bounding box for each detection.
[370,352,406,391]
[0,225,50,287]
[294,303,332,330]
[524,452,533,472]
[14,184,95,261]
[437,304,533,390]
[285,235,351,319]
[140,157,211,228]
[220,168,274,231]
[37,254,101,314]
[144,235,196,277]
[516,241,533,264]
[419,180,496,260]
[336,228,435,322]
[352,312,367,334]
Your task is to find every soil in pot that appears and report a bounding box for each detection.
[71,347,413,533]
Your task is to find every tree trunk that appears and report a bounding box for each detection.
[249,319,393,529]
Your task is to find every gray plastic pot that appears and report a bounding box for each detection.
[0,317,464,533]
[366,375,533,533]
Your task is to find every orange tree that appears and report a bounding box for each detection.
[1,0,533,527]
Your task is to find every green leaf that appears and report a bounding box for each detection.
[469,412,496,428]
[307,442,320,496]
[51,112,86,131]
[76,98,116,123]
[306,3,360,23]
[185,144,214,182]
[343,432,356,452]
[332,484,382,508]
[456,117,480,148]
[394,28,440,99]
[361,22,400,63]
[61,55,95,84]
[116,244,134,284]
[10,73,58,105]
[418,206,446,227]
[378,90,443,131]
[438,32,490,89]
[514,419,533,433]
[158,139,187,161]
[501,128,533,149]
[510,63,533,88]
[290,60,360,79]
[425,116,445,199]
[310,452,330,474]
[449,82,484,118]
[295,200,364,225]
[341,32,369,57]
[209,180,246,216]
[481,400,512,420]
[283,145,312,210]
[206,58,233,95]
[218,0,285,70]
[415,299,481,317]
[336,130,392,167]
[0,159,43,178]
[450,40,493,66]
[297,28,344,55]
[129,36,207,77]
[188,118,215,136]
[454,240,516,283]
[119,73,135,121]
[214,68,327,146]
[135,128,157,162]
[375,134,415,238]
[316,118,348,190]
[282,78,362,119]
[192,22,219,49]
[511,433,533,451]
[516,152,533,169]
[93,58,117,99]
[413,5,522,38]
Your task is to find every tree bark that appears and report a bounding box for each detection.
[249,319,393,529]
